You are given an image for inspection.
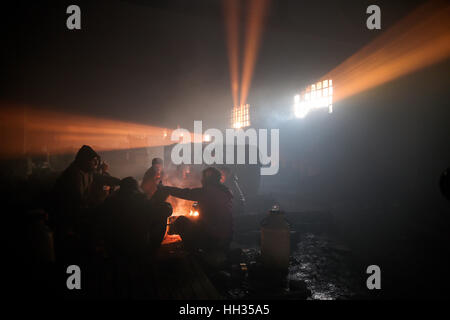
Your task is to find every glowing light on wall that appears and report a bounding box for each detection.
[223,0,270,127]
[294,79,333,119]
[231,104,250,128]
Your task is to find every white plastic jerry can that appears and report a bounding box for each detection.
[261,205,290,270]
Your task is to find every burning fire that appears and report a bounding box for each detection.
[168,198,196,217]
[163,202,199,244]
[189,210,199,217]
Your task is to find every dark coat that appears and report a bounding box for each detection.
[102,189,172,258]
[51,146,99,232]
[51,146,119,233]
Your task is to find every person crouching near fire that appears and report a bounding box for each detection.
[157,167,233,254]
[100,177,172,297]
[103,177,173,258]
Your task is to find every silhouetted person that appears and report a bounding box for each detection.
[51,145,119,263]
[141,157,164,198]
[103,177,171,258]
[152,157,164,176]
[141,167,160,199]
[88,160,119,207]
[158,167,233,252]
[220,166,246,216]
[102,177,172,298]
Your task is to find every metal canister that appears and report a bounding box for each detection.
[260,205,290,271]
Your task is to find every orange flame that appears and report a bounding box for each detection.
[189,210,199,217]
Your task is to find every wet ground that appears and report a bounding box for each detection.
[288,233,367,300]
[226,232,368,300]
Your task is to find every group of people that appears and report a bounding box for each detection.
[50,145,234,270]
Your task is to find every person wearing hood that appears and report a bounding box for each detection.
[158,167,233,252]
[51,145,119,261]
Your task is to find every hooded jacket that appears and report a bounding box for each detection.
[52,145,100,232]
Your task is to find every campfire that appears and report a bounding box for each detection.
[161,165,202,244]
[189,209,199,217]
[168,198,200,218]
[163,201,199,244]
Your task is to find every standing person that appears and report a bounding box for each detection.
[158,167,233,252]
[51,145,119,262]
[141,158,164,198]
[52,145,100,237]
[145,157,164,179]
[220,166,246,216]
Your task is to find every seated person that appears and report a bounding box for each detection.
[158,167,233,252]
[102,177,172,259]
